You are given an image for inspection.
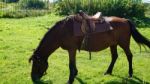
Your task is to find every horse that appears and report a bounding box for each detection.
[29,12,150,84]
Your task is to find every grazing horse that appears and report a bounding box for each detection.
[29,13,150,84]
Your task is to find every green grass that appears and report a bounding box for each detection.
[0,14,150,84]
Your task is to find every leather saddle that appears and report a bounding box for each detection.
[73,10,112,36]
[72,11,113,59]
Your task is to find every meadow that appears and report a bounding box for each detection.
[0,14,150,84]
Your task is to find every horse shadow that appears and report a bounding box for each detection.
[76,77,87,84]
[106,75,150,84]
[33,80,53,84]
[75,75,150,84]
[32,75,150,84]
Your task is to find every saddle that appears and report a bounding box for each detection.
[73,10,112,36]
[80,11,103,34]
[73,11,113,60]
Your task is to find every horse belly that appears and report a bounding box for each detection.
[86,32,117,51]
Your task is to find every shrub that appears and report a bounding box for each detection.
[0,0,51,18]
[0,9,50,18]
[19,0,46,9]
[56,0,146,18]
[1,0,19,3]
[0,2,7,8]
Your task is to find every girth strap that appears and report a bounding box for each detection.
[81,33,92,60]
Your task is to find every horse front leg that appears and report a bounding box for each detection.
[67,49,78,84]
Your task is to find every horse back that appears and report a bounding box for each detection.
[61,16,131,51]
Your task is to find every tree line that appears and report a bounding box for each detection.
[0,0,148,19]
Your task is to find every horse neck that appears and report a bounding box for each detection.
[33,25,61,61]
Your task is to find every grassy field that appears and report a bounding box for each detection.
[0,14,150,84]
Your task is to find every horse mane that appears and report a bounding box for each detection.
[48,19,66,31]
[47,15,76,32]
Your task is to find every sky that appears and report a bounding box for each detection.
[143,0,150,3]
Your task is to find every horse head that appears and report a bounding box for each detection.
[29,54,48,82]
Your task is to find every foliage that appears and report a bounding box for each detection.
[0,1,50,18]
[0,15,150,84]
[0,0,149,28]
[19,0,47,9]
[131,17,150,27]
[144,3,150,17]
[56,0,145,18]
[0,0,19,3]
[0,9,50,18]
[0,2,7,8]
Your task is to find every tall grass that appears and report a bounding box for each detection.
[56,0,145,18]
[0,1,51,18]
[19,0,48,9]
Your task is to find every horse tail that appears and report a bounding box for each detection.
[127,20,150,48]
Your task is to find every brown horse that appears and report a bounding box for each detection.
[29,13,150,84]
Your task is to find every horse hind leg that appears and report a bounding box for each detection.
[119,43,133,78]
[124,48,133,77]
[105,45,118,75]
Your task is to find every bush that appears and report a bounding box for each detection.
[19,0,46,9]
[0,2,7,8]
[56,0,146,18]
[0,0,51,18]
[1,0,19,3]
[0,9,50,18]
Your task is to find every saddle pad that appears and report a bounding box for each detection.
[73,21,112,36]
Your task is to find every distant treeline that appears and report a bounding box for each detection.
[56,0,145,18]
[0,0,19,3]
[0,0,148,19]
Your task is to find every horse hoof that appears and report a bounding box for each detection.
[104,72,112,75]
[67,80,73,84]
[129,74,133,78]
